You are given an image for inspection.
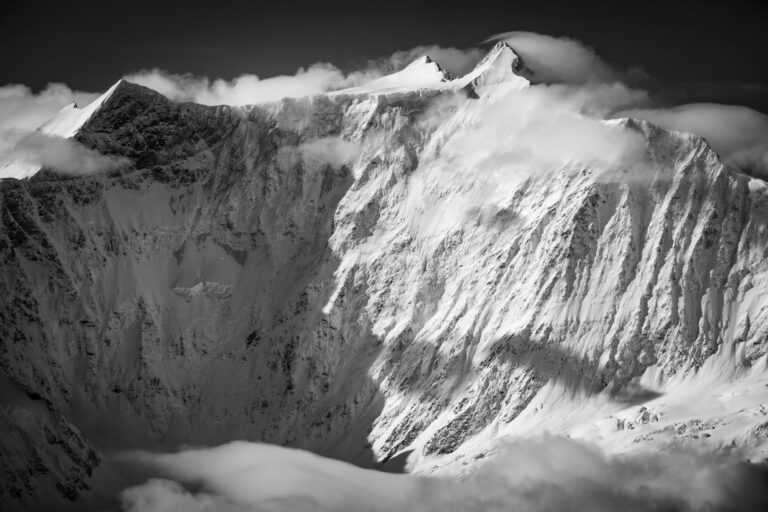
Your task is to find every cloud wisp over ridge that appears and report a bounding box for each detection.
[0,130,128,176]
[485,31,622,85]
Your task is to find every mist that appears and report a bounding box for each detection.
[401,79,649,239]
[118,437,768,512]
[276,136,362,173]
[1,130,128,175]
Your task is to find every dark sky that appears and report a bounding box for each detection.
[2,0,767,111]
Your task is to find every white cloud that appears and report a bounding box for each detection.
[119,437,768,512]
[0,82,99,131]
[402,82,648,238]
[486,31,620,84]
[125,64,355,106]
[726,143,768,180]
[616,103,768,178]
[276,136,362,173]
[1,129,128,176]
[0,83,122,177]
[124,45,485,107]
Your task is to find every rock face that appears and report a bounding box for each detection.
[1,48,767,508]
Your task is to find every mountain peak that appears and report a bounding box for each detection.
[331,54,450,96]
[418,55,452,80]
[453,41,531,94]
[39,79,126,139]
[0,80,131,180]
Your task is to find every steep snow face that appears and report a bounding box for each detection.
[1,63,767,508]
[331,112,768,461]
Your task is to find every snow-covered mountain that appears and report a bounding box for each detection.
[1,43,767,510]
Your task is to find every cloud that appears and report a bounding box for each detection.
[726,143,768,180]
[119,437,768,512]
[478,31,768,180]
[486,32,620,84]
[1,130,128,176]
[0,83,124,178]
[402,82,648,238]
[0,82,99,131]
[368,46,485,78]
[125,45,485,106]
[276,136,362,173]
[125,64,353,106]
[120,441,415,512]
[616,103,768,178]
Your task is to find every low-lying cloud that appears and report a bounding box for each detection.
[119,437,768,512]
[276,136,362,173]
[125,64,354,106]
[1,130,128,175]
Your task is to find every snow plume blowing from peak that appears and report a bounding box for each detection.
[119,438,768,512]
[486,31,622,85]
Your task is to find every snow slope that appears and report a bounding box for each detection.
[331,55,451,96]
[1,46,767,509]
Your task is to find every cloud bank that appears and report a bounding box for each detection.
[123,45,484,107]
[125,64,354,106]
[119,437,768,512]
[1,130,128,176]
